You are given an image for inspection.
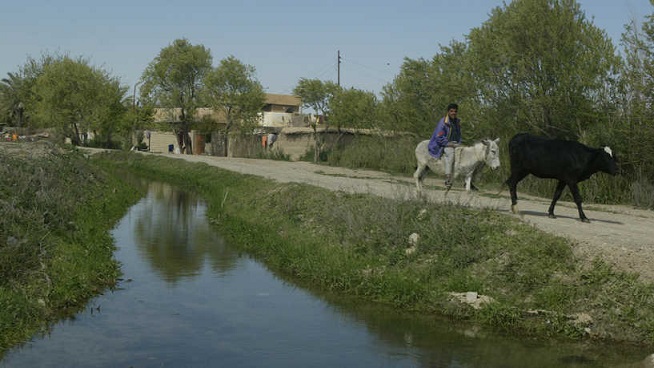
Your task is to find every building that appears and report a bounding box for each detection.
[260,94,304,127]
[152,93,304,128]
[148,93,308,156]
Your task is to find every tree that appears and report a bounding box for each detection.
[0,72,26,126]
[0,54,59,128]
[140,38,212,154]
[466,0,620,139]
[293,78,339,118]
[92,78,130,147]
[330,87,378,129]
[379,58,434,135]
[203,56,265,156]
[380,40,475,137]
[616,7,654,180]
[293,78,341,162]
[31,56,126,146]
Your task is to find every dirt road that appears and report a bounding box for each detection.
[139,152,654,283]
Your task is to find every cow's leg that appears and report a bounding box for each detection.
[506,171,528,214]
[547,180,567,219]
[568,182,589,222]
[464,175,472,191]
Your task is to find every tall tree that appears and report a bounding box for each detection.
[0,72,25,126]
[203,56,265,156]
[379,58,434,135]
[466,0,620,139]
[31,56,126,146]
[330,87,378,129]
[13,54,59,129]
[140,38,212,154]
[293,78,339,118]
[380,40,474,137]
[293,78,341,162]
[93,77,130,147]
[617,6,654,179]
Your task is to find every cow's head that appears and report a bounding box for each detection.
[601,146,619,175]
[482,138,501,169]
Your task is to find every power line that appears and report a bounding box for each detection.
[336,53,395,93]
[314,63,338,81]
[341,55,394,84]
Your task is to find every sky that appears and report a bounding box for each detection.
[1,0,652,99]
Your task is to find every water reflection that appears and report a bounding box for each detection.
[133,182,238,282]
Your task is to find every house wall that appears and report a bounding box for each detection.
[274,131,313,160]
[143,127,411,161]
[146,131,178,153]
[261,112,308,127]
[271,128,356,161]
[151,127,314,158]
[270,128,412,161]
[203,128,333,160]
[144,130,213,154]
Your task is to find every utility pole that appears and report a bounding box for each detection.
[337,50,341,87]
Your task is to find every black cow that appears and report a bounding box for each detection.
[505,133,618,223]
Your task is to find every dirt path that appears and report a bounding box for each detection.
[141,152,654,283]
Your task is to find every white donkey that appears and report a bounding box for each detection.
[414,138,501,192]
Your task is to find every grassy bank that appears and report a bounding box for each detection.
[0,142,142,355]
[95,151,654,347]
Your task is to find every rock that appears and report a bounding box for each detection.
[466,291,478,303]
[448,292,495,310]
[408,233,420,247]
[641,353,654,368]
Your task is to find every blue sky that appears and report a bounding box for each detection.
[1,0,651,98]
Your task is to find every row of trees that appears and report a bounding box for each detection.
[1,0,654,181]
[0,40,268,154]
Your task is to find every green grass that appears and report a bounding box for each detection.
[0,143,142,355]
[95,151,654,347]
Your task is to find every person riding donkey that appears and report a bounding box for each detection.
[427,103,462,189]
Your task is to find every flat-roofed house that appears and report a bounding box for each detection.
[260,94,304,127]
[149,93,305,155]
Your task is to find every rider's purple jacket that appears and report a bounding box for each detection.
[427,115,461,158]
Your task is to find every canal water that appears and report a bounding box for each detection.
[1,182,649,368]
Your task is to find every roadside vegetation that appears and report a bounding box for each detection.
[0,142,142,357]
[95,151,654,347]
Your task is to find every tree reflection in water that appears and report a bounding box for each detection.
[133,182,238,283]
